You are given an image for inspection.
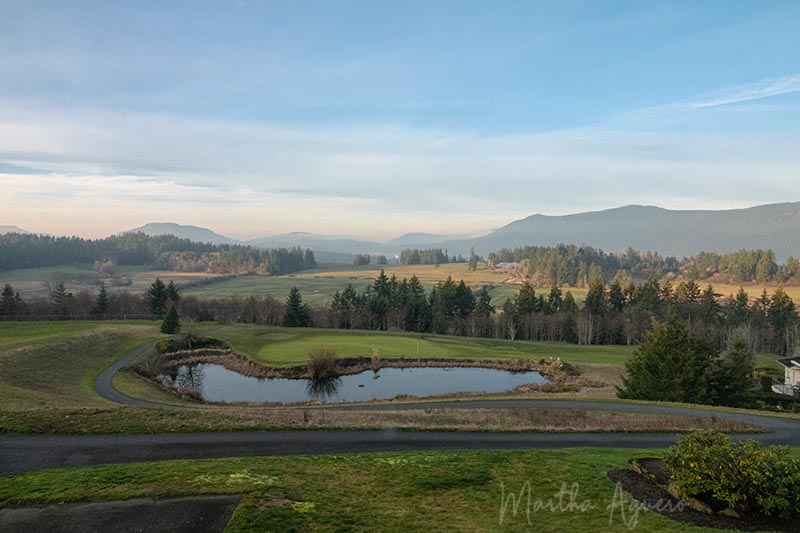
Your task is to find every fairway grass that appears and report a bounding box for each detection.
[211,325,636,367]
[0,448,747,532]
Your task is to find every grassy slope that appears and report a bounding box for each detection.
[0,448,732,532]
[0,321,161,411]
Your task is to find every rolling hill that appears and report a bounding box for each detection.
[122,223,238,245]
[0,226,33,235]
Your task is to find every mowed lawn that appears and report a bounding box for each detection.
[0,448,733,532]
[211,325,636,368]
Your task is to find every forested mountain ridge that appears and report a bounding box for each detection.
[444,203,800,260]
[0,232,315,276]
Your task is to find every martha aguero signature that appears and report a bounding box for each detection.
[499,481,685,529]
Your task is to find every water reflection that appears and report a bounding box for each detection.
[306,377,342,399]
[159,364,549,404]
[172,365,204,393]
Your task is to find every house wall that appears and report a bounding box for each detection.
[787,367,800,386]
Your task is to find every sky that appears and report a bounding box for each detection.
[1,0,799,240]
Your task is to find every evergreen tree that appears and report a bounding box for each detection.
[167,280,180,303]
[283,286,310,327]
[584,277,607,316]
[1,283,21,316]
[709,335,756,408]
[516,282,539,314]
[474,286,495,317]
[93,284,110,316]
[468,247,478,272]
[52,282,72,318]
[562,290,578,314]
[160,304,181,334]
[401,276,429,332]
[148,278,168,316]
[725,287,751,326]
[618,317,715,403]
[453,280,476,319]
[303,248,317,269]
[608,280,626,314]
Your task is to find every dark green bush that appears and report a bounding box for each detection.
[665,430,800,517]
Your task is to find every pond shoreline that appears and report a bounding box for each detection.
[148,347,574,381]
[135,347,582,404]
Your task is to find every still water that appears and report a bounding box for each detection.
[162,364,548,404]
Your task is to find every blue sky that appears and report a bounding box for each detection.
[1,1,799,238]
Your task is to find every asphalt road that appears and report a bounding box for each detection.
[0,342,795,477]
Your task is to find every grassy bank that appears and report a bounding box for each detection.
[0,448,760,532]
[0,321,161,411]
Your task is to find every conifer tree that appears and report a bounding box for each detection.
[283,286,310,327]
[160,304,181,334]
[618,317,714,403]
[94,284,110,316]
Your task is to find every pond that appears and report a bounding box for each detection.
[160,364,548,404]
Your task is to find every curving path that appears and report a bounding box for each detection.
[0,342,796,477]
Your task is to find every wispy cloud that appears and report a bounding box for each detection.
[692,74,800,108]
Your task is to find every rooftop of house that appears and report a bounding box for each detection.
[776,355,800,369]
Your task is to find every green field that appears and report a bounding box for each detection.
[210,325,636,367]
[0,448,738,532]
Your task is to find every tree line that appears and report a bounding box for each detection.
[487,244,800,286]
[398,248,466,266]
[3,271,797,356]
[0,232,315,275]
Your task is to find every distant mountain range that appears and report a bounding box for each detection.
[444,203,800,261]
[122,223,239,245]
[63,201,800,262]
[0,226,33,235]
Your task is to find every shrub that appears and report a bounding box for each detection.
[308,346,338,380]
[665,430,800,517]
[160,305,180,334]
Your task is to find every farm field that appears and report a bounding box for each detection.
[5,262,799,313]
[0,264,224,299]
[183,262,587,306]
[0,448,744,532]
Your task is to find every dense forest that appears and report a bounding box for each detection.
[0,232,315,276]
[398,248,466,265]
[488,244,800,286]
[6,270,795,356]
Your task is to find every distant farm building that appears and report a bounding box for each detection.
[494,262,523,271]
